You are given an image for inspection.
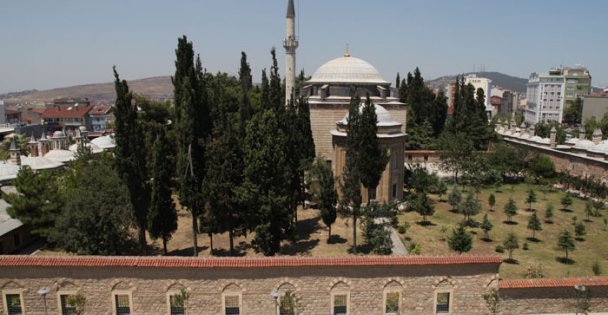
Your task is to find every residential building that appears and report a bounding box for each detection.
[0,101,5,125]
[41,104,93,132]
[524,70,565,124]
[464,74,492,117]
[582,93,608,122]
[4,109,21,125]
[563,66,592,107]
[89,104,114,134]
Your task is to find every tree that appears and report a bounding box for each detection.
[503,232,519,261]
[340,91,364,253]
[436,181,448,201]
[528,155,555,180]
[309,158,338,240]
[545,203,554,223]
[527,212,542,240]
[113,67,150,254]
[448,225,472,254]
[561,193,573,211]
[504,198,518,223]
[5,167,63,240]
[557,229,575,260]
[438,132,474,184]
[458,192,480,226]
[585,201,594,221]
[575,222,587,240]
[147,130,178,255]
[488,193,496,211]
[563,97,583,126]
[414,192,435,224]
[483,289,500,315]
[526,189,537,211]
[238,51,253,130]
[173,36,210,256]
[481,214,493,241]
[593,201,605,217]
[242,110,293,256]
[448,185,462,211]
[358,94,389,201]
[51,154,134,255]
[362,203,393,255]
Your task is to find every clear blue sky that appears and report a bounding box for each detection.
[1,0,607,94]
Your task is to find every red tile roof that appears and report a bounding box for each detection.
[0,255,501,269]
[89,104,113,116]
[4,109,20,115]
[42,105,92,119]
[499,276,608,289]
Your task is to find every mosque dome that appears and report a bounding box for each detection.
[309,55,388,85]
[574,139,595,150]
[90,135,116,150]
[44,149,76,163]
[337,104,401,128]
[52,131,66,138]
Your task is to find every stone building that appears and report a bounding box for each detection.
[0,255,501,315]
[331,104,406,203]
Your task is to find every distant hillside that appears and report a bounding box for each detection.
[4,76,173,104]
[428,72,528,93]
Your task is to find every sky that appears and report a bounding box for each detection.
[1,0,607,94]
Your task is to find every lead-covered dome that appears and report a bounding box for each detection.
[337,104,400,127]
[309,55,388,85]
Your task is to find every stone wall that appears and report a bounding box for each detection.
[0,256,499,315]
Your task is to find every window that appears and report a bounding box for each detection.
[436,292,450,313]
[224,295,241,315]
[332,294,348,315]
[385,291,400,315]
[278,293,297,315]
[4,293,23,315]
[114,294,131,315]
[169,294,185,315]
[60,294,77,315]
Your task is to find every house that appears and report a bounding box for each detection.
[41,105,93,132]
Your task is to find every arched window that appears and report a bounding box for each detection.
[330,281,350,315]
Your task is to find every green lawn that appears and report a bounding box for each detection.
[399,183,608,279]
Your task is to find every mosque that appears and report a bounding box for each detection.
[284,0,408,203]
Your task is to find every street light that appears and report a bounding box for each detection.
[37,287,50,315]
[574,285,587,315]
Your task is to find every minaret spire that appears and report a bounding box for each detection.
[284,0,298,104]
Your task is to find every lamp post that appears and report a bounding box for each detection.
[574,284,587,315]
[37,287,50,315]
[271,290,280,315]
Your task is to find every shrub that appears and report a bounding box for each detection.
[593,260,603,276]
[495,245,505,253]
[398,226,407,234]
[408,243,422,255]
[523,242,529,250]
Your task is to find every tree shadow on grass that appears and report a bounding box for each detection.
[502,221,518,225]
[526,237,541,243]
[295,216,323,240]
[575,237,586,242]
[416,220,436,227]
[167,246,209,256]
[327,234,347,244]
[481,237,493,243]
[560,208,573,213]
[503,258,519,264]
[281,239,320,256]
[348,243,373,255]
[211,248,246,257]
[556,257,575,265]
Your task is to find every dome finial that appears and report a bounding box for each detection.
[344,44,350,57]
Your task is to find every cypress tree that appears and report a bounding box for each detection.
[358,94,389,200]
[147,130,178,255]
[238,51,253,132]
[113,67,150,254]
[310,158,338,240]
[269,48,283,109]
[261,69,270,109]
[172,36,210,256]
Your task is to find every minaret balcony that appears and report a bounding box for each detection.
[283,38,299,49]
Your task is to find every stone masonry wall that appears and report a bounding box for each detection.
[0,263,498,315]
[500,286,608,314]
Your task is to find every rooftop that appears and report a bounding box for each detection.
[500,276,608,289]
[42,105,93,119]
[308,55,389,85]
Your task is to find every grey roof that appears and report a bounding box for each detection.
[9,137,17,151]
[286,0,295,17]
[0,198,23,237]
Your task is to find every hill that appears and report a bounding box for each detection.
[3,76,173,103]
[428,72,528,93]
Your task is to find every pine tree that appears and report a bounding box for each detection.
[557,229,575,260]
[504,198,518,223]
[527,212,542,240]
[545,203,554,223]
[448,225,472,254]
[458,192,480,226]
[575,222,587,240]
[488,193,496,211]
[310,158,337,240]
[414,192,435,224]
[526,189,537,211]
[147,130,178,255]
[172,36,210,256]
[481,214,493,240]
[113,67,150,254]
[269,48,283,109]
[503,232,519,261]
[238,51,253,133]
[448,186,462,211]
[561,193,573,211]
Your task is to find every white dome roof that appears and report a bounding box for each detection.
[589,142,608,154]
[574,139,595,150]
[309,55,388,85]
[565,137,579,145]
[21,156,63,170]
[52,131,66,138]
[90,135,116,150]
[0,162,20,181]
[69,142,103,154]
[338,104,401,127]
[44,149,76,163]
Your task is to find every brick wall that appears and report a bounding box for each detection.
[0,256,499,315]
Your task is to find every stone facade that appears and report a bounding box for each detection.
[0,256,500,315]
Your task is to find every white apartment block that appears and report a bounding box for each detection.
[524,71,565,124]
[465,74,493,117]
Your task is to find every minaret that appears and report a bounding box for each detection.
[284,0,298,104]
